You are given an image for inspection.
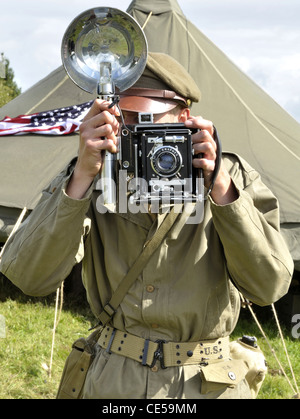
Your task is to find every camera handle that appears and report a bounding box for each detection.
[97,63,120,206]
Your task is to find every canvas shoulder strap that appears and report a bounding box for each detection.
[97,206,181,327]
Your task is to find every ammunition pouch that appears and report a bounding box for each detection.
[56,327,102,399]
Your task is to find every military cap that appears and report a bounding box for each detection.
[118,52,201,114]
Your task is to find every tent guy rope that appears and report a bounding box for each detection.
[48,282,64,379]
[240,294,299,398]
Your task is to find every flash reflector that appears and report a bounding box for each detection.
[61,7,148,94]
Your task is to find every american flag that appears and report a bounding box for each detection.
[0,101,93,136]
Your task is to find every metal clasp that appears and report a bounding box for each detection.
[106,328,116,354]
[150,340,167,369]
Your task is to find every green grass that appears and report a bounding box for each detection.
[231,308,300,399]
[0,280,299,399]
[0,280,93,399]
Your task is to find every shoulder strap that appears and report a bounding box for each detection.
[97,206,181,326]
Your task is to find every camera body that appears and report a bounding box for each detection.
[119,122,202,203]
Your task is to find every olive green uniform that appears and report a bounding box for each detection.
[0,152,293,398]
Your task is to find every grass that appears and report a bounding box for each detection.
[0,278,299,399]
[0,279,93,399]
[232,309,300,399]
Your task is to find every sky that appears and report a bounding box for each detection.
[1,0,300,122]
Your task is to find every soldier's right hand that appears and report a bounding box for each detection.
[78,99,120,177]
[66,99,120,199]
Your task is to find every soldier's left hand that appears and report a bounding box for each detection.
[184,116,216,188]
[185,116,238,205]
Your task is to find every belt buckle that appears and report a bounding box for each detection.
[150,340,167,369]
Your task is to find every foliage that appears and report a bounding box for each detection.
[0,53,22,108]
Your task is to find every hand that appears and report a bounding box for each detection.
[66,99,120,199]
[185,116,216,183]
[185,116,238,205]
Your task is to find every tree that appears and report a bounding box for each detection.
[0,53,22,107]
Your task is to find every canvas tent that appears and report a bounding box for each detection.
[0,0,299,270]
[0,68,93,241]
[127,0,300,270]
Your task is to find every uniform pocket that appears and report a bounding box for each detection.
[200,359,248,395]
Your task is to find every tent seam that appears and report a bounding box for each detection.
[174,13,300,162]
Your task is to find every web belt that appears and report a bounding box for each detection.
[98,327,230,369]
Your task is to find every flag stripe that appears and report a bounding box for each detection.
[0,101,93,136]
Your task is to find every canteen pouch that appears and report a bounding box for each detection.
[200,359,248,395]
[229,338,267,399]
[200,337,267,398]
[56,327,102,399]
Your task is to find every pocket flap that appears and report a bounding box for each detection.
[201,359,247,394]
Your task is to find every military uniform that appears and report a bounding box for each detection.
[0,152,293,398]
[0,54,293,399]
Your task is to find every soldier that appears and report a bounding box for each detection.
[0,53,293,399]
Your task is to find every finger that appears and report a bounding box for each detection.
[84,135,118,154]
[81,123,119,145]
[192,130,217,158]
[80,112,120,142]
[185,116,214,136]
[100,138,118,153]
[88,110,120,133]
[97,123,119,143]
[83,99,120,122]
[192,134,216,175]
[193,141,216,161]
[192,157,215,173]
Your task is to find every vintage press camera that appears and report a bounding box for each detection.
[118,115,202,204]
[61,8,221,206]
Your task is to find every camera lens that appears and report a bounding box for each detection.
[158,152,176,171]
[151,146,182,177]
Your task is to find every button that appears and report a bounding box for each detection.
[151,365,158,372]
[146,285,155,293]
[228,372,236,381]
